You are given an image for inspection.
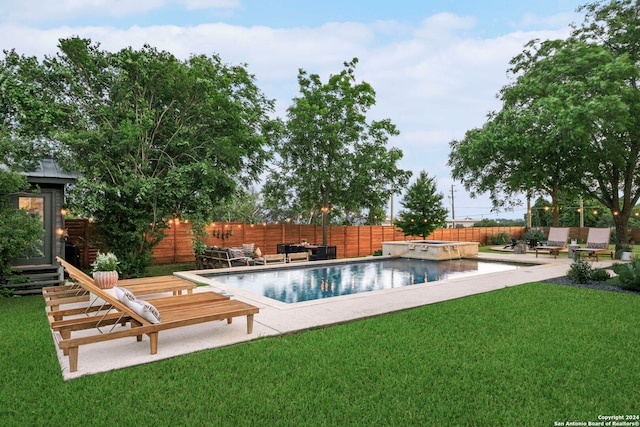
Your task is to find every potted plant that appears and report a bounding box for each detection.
[616,244,635,261]
[91,251,119,289]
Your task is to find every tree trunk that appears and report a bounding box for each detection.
[613,214,629,252]
[321,184,328,247]
[551,185,560,227]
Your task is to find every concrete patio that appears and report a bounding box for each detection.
[52,252,614,380]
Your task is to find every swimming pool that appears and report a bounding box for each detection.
[198,258,529,304]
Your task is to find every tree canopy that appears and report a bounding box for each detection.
[394,171,448,239]
[263,58,411,244]
[448,0,640,249]
[1,37,278,275]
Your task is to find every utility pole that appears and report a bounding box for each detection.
[389,181,394,224]
[527,193,532,228]
[450,184,456,228]
[579,196,584,228]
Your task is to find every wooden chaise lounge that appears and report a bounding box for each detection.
[51,257,259,372]
[534,227,569,259]
[573,228,614,262]
[43,274,197,314]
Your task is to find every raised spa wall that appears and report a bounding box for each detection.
[382,240,479,261]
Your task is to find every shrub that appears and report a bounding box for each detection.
[373,249,383,256]
[590,268,610,282]
[490,232,511,245]
[0,287,15,298]
[0,170,45,281]
[567,257,593,284]
[523,229,547,243]
[610,261,640,291]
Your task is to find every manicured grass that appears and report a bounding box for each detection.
[146,262,196,276]
[1,283,638,426]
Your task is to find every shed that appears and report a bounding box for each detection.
[9,159,76,292]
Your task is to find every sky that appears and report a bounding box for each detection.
[0,0,588,220]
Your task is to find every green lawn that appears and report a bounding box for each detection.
[1,283,638,426]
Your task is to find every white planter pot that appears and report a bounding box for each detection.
[92,270,119,289]
[620,252,635,261]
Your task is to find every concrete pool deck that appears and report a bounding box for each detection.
[54,252,616,379]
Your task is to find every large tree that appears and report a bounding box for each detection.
[2,37,277,275]
[570,0,640,250]
[449,0,640,250]
[263,58,411,244]
[394,171,448,239]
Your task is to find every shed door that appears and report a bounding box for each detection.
[12,191,53,266]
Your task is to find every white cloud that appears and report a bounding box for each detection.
[414,12,477,41]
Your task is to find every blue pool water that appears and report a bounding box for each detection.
[204,258,528,304]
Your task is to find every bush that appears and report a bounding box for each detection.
[567,257,593,284]
[0,287,15,298]
[523,229,547,243]
[0,170,45,281]
[611,261,640,291]
[490,232,511,245]
[590,268,610,282]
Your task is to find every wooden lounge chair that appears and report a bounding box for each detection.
[573,228,613,261]
[51,257,259,372]
[43,274,196,313]
[535,227,569,259]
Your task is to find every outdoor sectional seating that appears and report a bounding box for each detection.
[50,257,259,372]
[201,247,251,268]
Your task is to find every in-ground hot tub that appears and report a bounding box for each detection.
[382,240,479,260]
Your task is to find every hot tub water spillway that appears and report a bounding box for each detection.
[382,240,479,260]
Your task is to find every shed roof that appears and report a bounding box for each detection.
[22,158,77,184]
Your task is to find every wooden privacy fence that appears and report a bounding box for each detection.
[65,219,526,269]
